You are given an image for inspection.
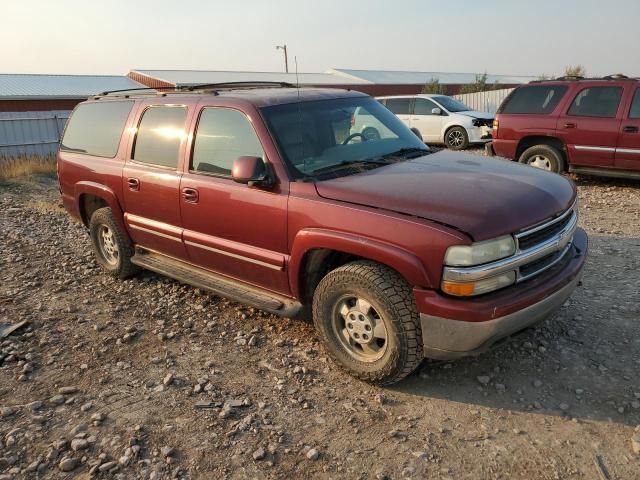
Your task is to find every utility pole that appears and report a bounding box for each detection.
[276,44,288,73]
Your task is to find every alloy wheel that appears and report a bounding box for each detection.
[332,295,388,362]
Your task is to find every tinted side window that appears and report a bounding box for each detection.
[628,89,640,119]
[568,87,623,118]
[191,108,264,176]
[414,98,439,115]
[61,101,133,157]
[500,85,568,114]
[385,98,412,115]
[133,106,187,168]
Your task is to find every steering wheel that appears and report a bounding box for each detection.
[342,132,366,145]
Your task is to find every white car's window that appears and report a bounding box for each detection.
[414,98,440,116]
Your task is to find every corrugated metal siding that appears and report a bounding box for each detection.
[453,88,515,114]
[0,110,70,158]
[0,74,144,98]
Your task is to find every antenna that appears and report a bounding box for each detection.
[294,56,306,176]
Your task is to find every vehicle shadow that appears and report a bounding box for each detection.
[392,234,640,427]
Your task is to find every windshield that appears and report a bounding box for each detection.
[260,96,429,180]
[432,96,472,113]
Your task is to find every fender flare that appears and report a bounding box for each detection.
[74,181,128,235]
[288,228,432,299]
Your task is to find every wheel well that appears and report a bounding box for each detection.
[516,136,566,163]
[299,249,363,305]
[79,194,108,227]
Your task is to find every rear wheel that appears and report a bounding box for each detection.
[519,144,564,173]
[410,128,423,142]
[444,126,469,150]
[89,207,138,279]
[312,261,423,385]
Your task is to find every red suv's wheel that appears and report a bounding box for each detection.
[312,260,423,385]
[89,207,138,279]
[519,145,564,173]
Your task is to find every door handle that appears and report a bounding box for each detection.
[623,125,639,133]
[127,177,140,191]
[181,187,199,203]
[563,122,576,129]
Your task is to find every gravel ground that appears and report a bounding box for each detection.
[0,159,639,479]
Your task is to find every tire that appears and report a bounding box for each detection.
[410,128,423,142]
[444,126,469,150]
[89,207,138,279]
[519,145,564,173]
[312,260,423,385]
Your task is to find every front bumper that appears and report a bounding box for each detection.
[417,228,587,360]
[467,126,493,144]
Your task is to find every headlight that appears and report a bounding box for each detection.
[444,235,516,267]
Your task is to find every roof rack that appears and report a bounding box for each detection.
[183,81,296,92]
[98,86,176,96]
[94,81,296,99]
[530,74,637,84]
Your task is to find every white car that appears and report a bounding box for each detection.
[377,95,494,150]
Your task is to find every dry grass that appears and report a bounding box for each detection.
[0,155,57,181]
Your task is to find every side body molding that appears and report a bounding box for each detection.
[288,228,432,299]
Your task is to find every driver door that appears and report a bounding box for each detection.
[410,98,444,144]
[179,105,290,295]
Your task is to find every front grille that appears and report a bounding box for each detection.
[519,250,562,278]
[517,209,574,251]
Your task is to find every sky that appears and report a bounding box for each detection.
[1,0,639,77]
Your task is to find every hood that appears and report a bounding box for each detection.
[456,111,494,120]
[314,151,575,241]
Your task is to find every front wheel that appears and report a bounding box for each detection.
[444,126,469,150]
[312,261,423,385]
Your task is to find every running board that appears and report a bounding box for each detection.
[569,166,640,180]
[131,249,303,318]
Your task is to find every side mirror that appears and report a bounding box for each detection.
[431,107,442,115]
[231,156,272,187]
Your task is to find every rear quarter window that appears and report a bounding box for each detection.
[61,101,134,157]
[500,85,568,115]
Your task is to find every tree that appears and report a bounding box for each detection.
[564,65,586,78]
[536,73,552,80]
[458,73,491,95]
[421,77,443,94]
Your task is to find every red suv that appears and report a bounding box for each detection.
[57,83,587,384]
[488,76,640,178]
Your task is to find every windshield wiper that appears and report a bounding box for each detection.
[379,147,431,160]
[310,158,393,175]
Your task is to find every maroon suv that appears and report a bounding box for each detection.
[488,76,640,178]
[57,83,587,384]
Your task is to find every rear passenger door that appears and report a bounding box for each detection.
[615,86,640,171]
[410,98,444,143]
[122,104,190,260]
[179,106,290,295]
[557,85,624,167]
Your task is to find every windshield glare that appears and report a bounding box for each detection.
[432,96,472,113]
[261,96,429,179]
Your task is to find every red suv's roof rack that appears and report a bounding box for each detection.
[529,74,637,84]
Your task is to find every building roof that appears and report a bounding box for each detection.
[328,68,535,85]
[130,69,369,87]
[0,74,144,99]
